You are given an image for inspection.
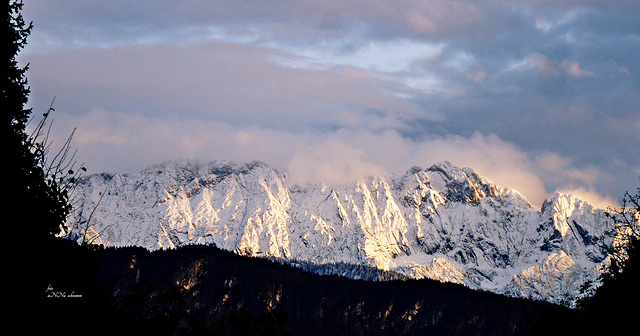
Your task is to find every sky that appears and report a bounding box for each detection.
[17,0,640,209]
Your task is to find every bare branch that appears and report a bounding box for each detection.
[81,189,106,246]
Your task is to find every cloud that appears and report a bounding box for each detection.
[561,60,597,78]
[21,1,487,47]
[287,140,385,186]
[467,69,488,83]
[19,0,639,211]
[514,53,597,78]
[23,40,439,133]
[405,133,550,206]
[556,187,619,210]
[533,152,617,207]
[528,53,559,75]
[42,108,623,209]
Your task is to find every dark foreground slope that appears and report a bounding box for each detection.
[10,238,579,335]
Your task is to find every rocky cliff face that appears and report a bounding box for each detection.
[65,160,612,306]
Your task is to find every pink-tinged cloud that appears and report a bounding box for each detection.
[39,108,619,209]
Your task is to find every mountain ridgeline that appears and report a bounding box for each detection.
[65,160,613,306]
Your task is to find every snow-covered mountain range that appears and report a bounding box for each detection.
[64,160,613,306]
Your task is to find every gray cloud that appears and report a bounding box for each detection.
[19,0,640,207]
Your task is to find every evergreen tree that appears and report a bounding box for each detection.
[4,3,87,331]
[578,183,640,334]
[2,0,72,245]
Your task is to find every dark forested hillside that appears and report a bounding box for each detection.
[13,239,579,336]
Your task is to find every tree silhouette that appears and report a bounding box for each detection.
[4,2,88,332]
[2,0,31,130]
[2,0,82,246]
[577,182,640,334]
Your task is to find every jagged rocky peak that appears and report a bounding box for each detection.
[540,191,605,240]
[401,161,510,205]
[538,192,610,262]
[146,160,286,193]
[541,192,590,216]
[143,159,277,180]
